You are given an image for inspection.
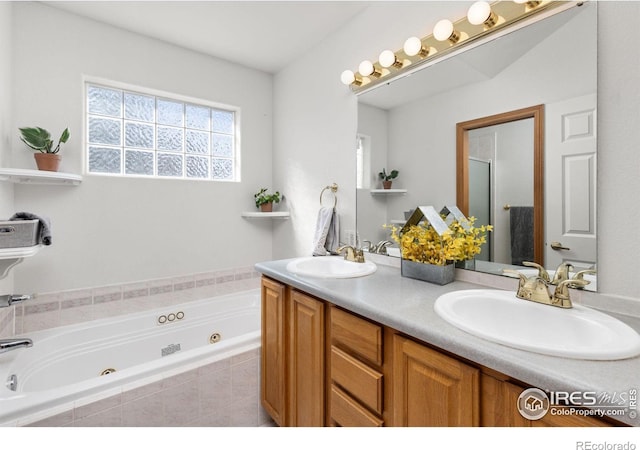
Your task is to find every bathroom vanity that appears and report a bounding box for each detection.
[257,258,640,427]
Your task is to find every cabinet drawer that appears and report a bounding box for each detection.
[331,346,383,414]
[330,385,383,427]
[330,306,383,366]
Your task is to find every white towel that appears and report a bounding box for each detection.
[326,210,340,254]
[312,207,340,256]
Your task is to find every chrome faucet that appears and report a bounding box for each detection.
[336,245,365,263]
[0,294,31,308]
[373,240,393,255]
[0,338,33,354]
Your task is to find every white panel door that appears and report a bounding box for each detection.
[545,94,597,269]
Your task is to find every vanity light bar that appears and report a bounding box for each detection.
[342,0,582,93]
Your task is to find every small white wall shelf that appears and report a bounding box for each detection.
[241,211,290,219]
[0,168,82,185]
[370,189,407,195]
[0,245,42,279]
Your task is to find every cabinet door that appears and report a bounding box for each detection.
[288,290,325,426]
[392,334,479,426]
[260,277,287,426]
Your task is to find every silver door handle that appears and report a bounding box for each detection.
[550,241,570,251]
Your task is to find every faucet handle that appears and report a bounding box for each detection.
[551,262,574,285]
[552,279,589,308]
[522,261,550,283]
[572,269,597,283]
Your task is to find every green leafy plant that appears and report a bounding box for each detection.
[254,188,281,208]
[19,127,70,154]
[378,168,399,181]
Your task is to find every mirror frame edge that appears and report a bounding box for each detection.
[456,104,545,266]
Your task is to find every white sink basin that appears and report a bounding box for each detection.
[286,256,377,279]
[434,289,640,360]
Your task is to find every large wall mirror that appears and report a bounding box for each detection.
[356,2,597,289]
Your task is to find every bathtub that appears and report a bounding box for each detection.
[0,289,262,426]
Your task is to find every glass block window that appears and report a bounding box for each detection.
[86,82,238,181]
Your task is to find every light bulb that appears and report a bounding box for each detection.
[403,36,423,57]
[433,19,454,42]
[340,70,355,85]
[358,60,374,76]
[379,50,397,68]
[467,1,491,25]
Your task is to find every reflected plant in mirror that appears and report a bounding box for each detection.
[355,2,597,291]
[378,168,398,189]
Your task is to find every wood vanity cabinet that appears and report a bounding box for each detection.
[261,276,618,428]
[288,289,325,426]
[328,305,385,426]
[260,277,287,425]
[392,334,479,426]
[260,277,325,426]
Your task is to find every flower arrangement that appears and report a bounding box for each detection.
[386,217,493,266]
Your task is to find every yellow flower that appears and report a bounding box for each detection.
[384,216,493,266]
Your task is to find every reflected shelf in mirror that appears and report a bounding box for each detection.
[370,189,407,195]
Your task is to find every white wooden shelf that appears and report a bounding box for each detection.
[370,189,407,195]
[0,168,82,185]
[241,211,290,219]
[0,245,42,279]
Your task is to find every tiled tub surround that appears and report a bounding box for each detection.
[0,266,260,337]
[26,348,269,427]
[0,289,269,426]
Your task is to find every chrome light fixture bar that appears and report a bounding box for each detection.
[342,1,583,93]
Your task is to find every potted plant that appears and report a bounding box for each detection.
[378,168,399,189]
[254,188,281,212]
[19,126,70,172]
[385,215,492,285]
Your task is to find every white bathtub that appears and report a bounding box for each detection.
[0,289,261,426]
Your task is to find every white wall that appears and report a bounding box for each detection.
[272,2,471,260]
[0,2,14,294]
[9,3,274,293]
[598,1,640,299]
[274,2,640,302]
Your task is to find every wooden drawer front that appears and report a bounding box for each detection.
[331,346,383,414]
[330,385,383,427]
[330,306,382,366]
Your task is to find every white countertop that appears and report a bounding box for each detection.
[255,257,640,426]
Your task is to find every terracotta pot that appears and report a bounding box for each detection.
[382,180,393,189]
[260,202,273,212]
[34,153,61,172]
